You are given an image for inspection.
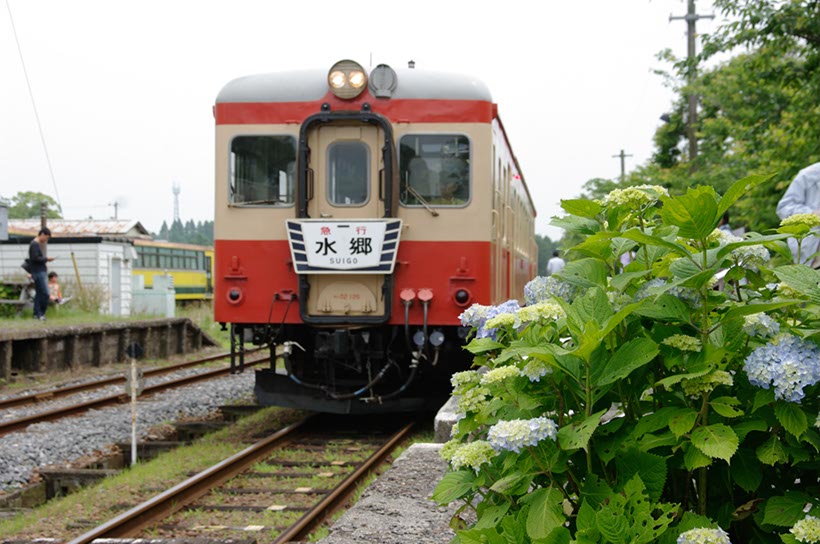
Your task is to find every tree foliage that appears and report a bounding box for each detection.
[156,219,213,245]
[577,0,819,235]
[4,191,62,219]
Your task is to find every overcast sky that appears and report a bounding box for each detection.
[0,0,723,240]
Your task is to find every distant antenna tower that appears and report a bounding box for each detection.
[172,182,181,222]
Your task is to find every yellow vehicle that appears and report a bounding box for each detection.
[133,240,213,302]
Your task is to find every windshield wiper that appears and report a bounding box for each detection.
[229,199,283,206]
[406,186,439,217]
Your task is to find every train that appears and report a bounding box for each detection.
[213,59,537,413]
[133,240,213,302]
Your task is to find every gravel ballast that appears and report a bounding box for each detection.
[0,368,255,492]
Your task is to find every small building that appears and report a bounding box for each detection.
[0,220,143,317]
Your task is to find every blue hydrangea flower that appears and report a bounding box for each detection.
[524,276,579,305]
[470,299,521,339]
[487,416,558,453]
[744,334,820,403]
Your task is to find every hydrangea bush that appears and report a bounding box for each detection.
[433,177,820,544]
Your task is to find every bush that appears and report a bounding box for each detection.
[434,176,820,543]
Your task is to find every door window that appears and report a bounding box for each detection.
[327,141,370,206]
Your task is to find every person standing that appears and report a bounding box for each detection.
[29,227,54,320]
[546,250,565,276]
[776,162,820,265]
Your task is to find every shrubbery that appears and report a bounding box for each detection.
[434,176,820,543]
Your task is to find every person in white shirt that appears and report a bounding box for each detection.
[546,250,565,275]
[776,162,820,265]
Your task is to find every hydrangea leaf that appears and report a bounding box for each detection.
[710,396,744,418]
[668,408,698,438]
[763,492,813,527]
[473,502,510,530]
[731,448,762,493]
[756,435,789,466]
[561,198,603,219]
[660,186,720,241]
[524,486,565,540]
[616,449,667,502]
[556,258,608,289]
[717,173,774,217]
[774,265,820,303]
[774,402,808,438]
[595,337,659,387]
[690,424,739,462]
[557,409,606,451]
[684,443,713,471]
[432,470,476,505]
[634,294,691,322]
[465,338,505,355]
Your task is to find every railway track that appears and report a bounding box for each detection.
[0,349,267,436]
[66,414,416,544]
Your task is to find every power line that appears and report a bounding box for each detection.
[5,0,62,209]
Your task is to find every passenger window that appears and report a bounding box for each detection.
[327,142,369,206]
[400,134,470,206]
[230,136,296,206]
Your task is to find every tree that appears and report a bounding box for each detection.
[158,221,169,240]
[5,191,62,219]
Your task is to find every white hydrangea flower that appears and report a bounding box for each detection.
[480,365,522,385]
[791,515,820,543]
[677,527,731,544]
[488,416,558,453]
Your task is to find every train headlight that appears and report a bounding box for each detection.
[327,60,368,99]
[227,287,244,305]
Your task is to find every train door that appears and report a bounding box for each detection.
[302,123,389,320]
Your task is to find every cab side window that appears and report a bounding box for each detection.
[400,134,470,206]
[230,136,296,206]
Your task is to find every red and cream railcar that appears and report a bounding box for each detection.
[214,60,536,413]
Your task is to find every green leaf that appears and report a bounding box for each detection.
[595,337,659,386]
[550,214,600,235]
[718,173,775,217]
[556,258,608,289]
[775,402,808,438]
[432,470,475,504]
[690,424,739,462]
[561,198,603,219]
[465,338,505,354]
[752,388,776,413]
[756,435,789,466]
[617,228,690,257]
[731,448,762,492]
[732,419,768,441]
[710,396,744,418]
[660,186,720,240]
[539,527,571,544]
[474,503,510,530]
[684,443,713,470]
[596,502,630,544]
[525,487,565,540]
[489,472,533,495]
[773,265,820,303]
[616,448,667,502]
[668,408,698,438]
[634,294,691,322]
[557,409,606,451]
[656,368,710,390]
[764,492,813,527]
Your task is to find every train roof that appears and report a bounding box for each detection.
[216,67,493,104]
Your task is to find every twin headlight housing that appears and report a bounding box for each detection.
[327,60,398,100]
[328,60,368,99]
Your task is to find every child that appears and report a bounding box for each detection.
[48,271,63,304]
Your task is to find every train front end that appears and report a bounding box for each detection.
[214,60,530,414]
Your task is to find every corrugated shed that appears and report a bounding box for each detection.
[8,219,151,239]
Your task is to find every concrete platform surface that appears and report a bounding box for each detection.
[317,443,458,544]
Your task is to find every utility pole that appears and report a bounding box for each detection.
[612,149,633,183]
[670,0,714,166]
[109,201,118,220]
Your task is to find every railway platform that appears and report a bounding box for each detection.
[0,318,219,382]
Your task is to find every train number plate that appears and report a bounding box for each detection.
[286,219,402,274]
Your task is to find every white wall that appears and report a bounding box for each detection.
[0,240,136,316]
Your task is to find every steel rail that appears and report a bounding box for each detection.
[0,355,268,436]
[0,347,263,410]
[66,416,310,544]
[273,419,416,543]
